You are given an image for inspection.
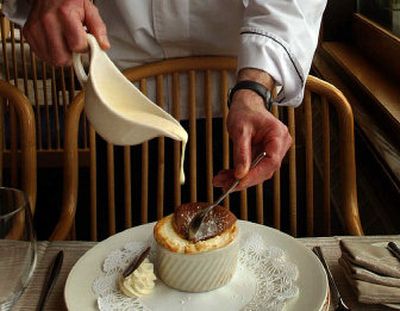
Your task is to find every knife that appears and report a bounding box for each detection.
[387,242,400,262]
[36,250,64,311]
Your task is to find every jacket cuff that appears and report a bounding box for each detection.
[238,27,306,108]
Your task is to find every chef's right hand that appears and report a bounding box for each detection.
[22,0,110,66]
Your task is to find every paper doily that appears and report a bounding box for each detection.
[93,233,298,311]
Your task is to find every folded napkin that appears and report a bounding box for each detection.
[339,239,400,304]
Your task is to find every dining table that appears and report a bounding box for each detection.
[13,233,400,311]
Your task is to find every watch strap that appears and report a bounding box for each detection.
[227,80,273,111]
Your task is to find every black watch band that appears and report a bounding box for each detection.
[227,80,273,111]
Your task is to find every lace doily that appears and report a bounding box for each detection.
[93,233,298,311]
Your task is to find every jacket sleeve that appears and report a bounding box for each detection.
[238,0,327,107]
[2,0,32,26]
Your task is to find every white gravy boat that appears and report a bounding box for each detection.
[72,33,188,147]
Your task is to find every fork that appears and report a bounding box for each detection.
[313,246,351,311]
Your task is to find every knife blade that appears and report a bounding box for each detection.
[36,250,64,311]
[387,242,400,262]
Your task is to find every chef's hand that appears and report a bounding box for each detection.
[23,0,109,66]
[213,68,292,191]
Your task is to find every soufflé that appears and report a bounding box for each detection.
[154,202,239,292]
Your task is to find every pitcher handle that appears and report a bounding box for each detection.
[73,52,88,87]
[72,33,100,87]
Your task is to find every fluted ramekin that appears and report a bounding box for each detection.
[155,234,239,292]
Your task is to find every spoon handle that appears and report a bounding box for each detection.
[213,180,240,207]
[214,151,266,207]
[249,151,268,171]
[188,151,267,242]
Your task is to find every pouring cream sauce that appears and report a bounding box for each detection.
[127,111,187,184]
[73,34,188,184]
[99,103,188,183]
[95,88,188,183]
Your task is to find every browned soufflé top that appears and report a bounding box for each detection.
[173,202,237,240]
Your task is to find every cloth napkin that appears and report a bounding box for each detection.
[339,239,400,304]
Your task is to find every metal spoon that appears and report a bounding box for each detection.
[187,151,267,242]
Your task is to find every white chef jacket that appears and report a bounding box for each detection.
[2,0,327,107]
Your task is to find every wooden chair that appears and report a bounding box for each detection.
[0,13,84,168]
[51,56,363,241]
[0,79,37,211]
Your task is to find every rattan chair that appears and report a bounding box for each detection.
[51,56,363,241]
[0,79,37,211]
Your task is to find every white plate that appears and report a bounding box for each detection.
[65,220,329,311]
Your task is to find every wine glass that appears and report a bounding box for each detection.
[0,187,37,311]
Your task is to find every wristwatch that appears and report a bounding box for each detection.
[227,80,273,111]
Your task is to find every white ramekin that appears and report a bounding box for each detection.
[155,234,239,292]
